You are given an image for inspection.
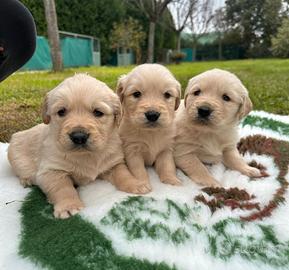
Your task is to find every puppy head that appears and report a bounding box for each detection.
[184,69,252,130]
[117,64,181,129]
[42,73,122,152]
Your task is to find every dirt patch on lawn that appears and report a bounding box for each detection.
[0,102,41,142]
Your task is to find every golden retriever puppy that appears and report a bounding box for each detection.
[8,74,149,219]
[117,64,182,189]
[174,69,262,187]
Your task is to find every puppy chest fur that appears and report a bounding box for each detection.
[176,128,237,164]
[120,126,174,166]
[116,64,182,187]
[174,95,240,163]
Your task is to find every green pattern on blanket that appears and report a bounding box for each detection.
[20,189,289,269]
[101,196,195,244]
[101,196,289,266]
[242,115,289,135]
[210,220,289,265]
[19,188,174,270]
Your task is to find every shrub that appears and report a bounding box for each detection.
[271,19,289,58]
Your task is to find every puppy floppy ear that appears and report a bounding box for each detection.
[174,81,181,110]
[238,95,253,120]
[116,75,127,103]
[111,95,123,126]
[175,96,180,110]
[184,93,189,108]
[184,87,192,108]
[183,77,196,108]
[41,94,51,124]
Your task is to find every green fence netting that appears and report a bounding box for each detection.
[22,36,94,70]
[181,48,193,61]
[181,45,245,62]
[23,36,52,70]
[61,37,93,68]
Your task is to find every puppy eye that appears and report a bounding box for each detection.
[132,91,141,98]
[222,94,231,102]
[57,108,66,117]
[93,109,104,117]
[194,89,201,96]
[164,92,172,99]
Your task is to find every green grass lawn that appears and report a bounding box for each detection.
[0,59,289,142]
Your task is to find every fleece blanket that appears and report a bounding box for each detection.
[1,111,289,270]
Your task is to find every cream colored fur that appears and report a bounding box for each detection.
[117,64,182,189]
[174,69,262,187]
[8,74,148,219]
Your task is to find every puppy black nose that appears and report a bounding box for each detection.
[145,110,160,122]
[69,132,89,145]
[198,106,212,118]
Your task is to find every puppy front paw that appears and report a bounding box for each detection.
[242,166,263,178]
[191,176,221,188]
[20,177,33,187]
[54,199,84,219]
[121,181,152,194]
[202,178,222,188]
[160,176,182,186]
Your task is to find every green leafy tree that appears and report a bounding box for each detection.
[225,0,283,57]
[21,0,176,64]
[20,0,46,35]
[21,0,126,64]
[110,18,146,64]
[271,18,289,58]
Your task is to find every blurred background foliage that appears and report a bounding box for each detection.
[20,0,176,64]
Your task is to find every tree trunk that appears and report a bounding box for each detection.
[147,21,156,63]
[43,0,62,71]
[176,31,181,52]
